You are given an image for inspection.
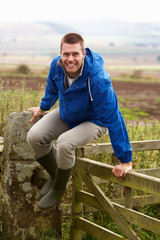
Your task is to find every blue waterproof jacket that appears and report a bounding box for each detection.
[40,48,132,163]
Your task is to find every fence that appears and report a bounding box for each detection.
[71,140,160,240]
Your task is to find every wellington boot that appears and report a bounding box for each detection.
[37,146,57,197]
[38,167,72,211]
[40,178,54,197]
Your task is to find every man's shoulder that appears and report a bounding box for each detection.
[90,69,111,83]
[50,55,61,68]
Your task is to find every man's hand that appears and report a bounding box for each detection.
[112,162,132,181]
[28,107,45,123]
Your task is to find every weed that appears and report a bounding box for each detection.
[38,229,61,240]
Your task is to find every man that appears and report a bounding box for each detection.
[27,33,132,211]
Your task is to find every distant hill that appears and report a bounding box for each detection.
[69,19,160,44]
[76,19,160,36]
[0,20,160,56]
[0,22,76,38]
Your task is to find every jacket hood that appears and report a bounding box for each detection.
[84,48,104,76]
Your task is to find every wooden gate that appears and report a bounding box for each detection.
[71,140,160,240]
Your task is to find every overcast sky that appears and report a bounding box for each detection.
[1,0,160,24]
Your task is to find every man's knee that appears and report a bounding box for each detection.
[57,134,75,155]
[56,134,76,169]
[27,127,42,148]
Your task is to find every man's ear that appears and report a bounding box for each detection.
[60,51,62,56]
[83,50,86,59]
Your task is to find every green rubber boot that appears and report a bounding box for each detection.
[37,146,57,197]
[38,167,72,211]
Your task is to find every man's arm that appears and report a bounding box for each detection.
[91,74,132,180]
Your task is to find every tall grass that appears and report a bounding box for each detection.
[0,80,44,135]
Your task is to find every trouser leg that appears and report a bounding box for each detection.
[56,121,107,169]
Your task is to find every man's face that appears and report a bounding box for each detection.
[60,43,86,79]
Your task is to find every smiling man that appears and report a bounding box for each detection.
[27,33,132,211]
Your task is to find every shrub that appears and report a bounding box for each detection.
[17,64,30,74]
[131,70,143,79]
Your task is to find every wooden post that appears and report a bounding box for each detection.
[111,153,124,198]
[71,165,83,240]
[124,187,132,208]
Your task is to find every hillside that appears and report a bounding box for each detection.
[0,20,160,56]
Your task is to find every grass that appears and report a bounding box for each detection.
[0,80,45,135]
[154,98,160,103]
[0,69,48,78]
[120,106,149,120]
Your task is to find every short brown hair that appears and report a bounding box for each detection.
[60,33,85,52]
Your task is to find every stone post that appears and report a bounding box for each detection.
[0,111,62,240]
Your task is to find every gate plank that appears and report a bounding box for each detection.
[77,158,160,196]
[77,140,160,156]
[112,194,160,207]
[76,217,127,240]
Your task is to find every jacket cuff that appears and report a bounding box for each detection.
[118,149,132,163]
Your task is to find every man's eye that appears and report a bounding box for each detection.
[73,53,79,56]
[63,53,69,56]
